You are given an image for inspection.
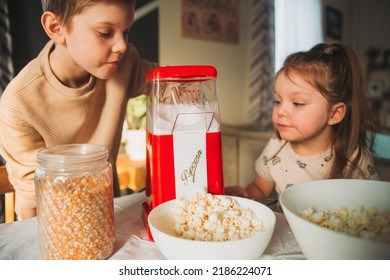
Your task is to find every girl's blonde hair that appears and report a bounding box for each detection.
[41,0,135,27]
[275,43,376,179]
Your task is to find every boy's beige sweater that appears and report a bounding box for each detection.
[0,40,156,217]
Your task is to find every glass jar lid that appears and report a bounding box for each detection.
[37,144,109,168]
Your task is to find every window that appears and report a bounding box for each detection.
[274,0,324,71]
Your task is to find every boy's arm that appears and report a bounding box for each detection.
[20,208,37,220]
[0,109,42,219]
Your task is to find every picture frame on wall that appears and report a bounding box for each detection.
[181,0,239,44]
[368,80,383,98]
[384,50,390,68]
[326,6,343,40]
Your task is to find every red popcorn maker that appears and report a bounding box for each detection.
[142,65,224,236]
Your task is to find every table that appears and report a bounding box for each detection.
[0,192,304,260]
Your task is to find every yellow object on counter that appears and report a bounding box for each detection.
[116,153,145,192]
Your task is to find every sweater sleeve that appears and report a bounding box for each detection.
[0,98,44,215]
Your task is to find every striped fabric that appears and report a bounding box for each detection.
[0,0,14,96]
[247,0,274,131]
[0,0,12,167]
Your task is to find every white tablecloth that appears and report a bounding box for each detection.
[0,192,304,260]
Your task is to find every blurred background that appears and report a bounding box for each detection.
[4,0,390,131]
[1,0,390,224]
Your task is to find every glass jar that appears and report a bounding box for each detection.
[35,144,115,260]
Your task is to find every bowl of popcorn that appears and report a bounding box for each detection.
[148,190,276,259]
[280,179,390,260]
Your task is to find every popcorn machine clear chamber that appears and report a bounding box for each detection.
[142,66,224,236]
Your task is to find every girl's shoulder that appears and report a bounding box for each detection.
[266,135,286,147]
[260,136,290,163]
[264,136,288,154]
[349,146,380,180]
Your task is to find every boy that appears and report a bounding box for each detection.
[0,0,157,220]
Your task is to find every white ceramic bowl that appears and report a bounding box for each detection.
[148,195,276,260]
[280,179,390,260]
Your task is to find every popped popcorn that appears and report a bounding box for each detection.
[299,206,390,243]
[173,189,265,241]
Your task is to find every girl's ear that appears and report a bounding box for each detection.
[41,11,65,44]
[328,102,346,125]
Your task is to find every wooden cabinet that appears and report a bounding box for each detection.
[221,124,273,186]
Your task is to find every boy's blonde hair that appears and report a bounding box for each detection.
[41,0,135,27]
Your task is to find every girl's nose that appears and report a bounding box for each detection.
[276,103,289,117]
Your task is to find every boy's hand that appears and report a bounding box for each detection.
[20,208,37,220]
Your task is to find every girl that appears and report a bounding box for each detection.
[225,43,379,202]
